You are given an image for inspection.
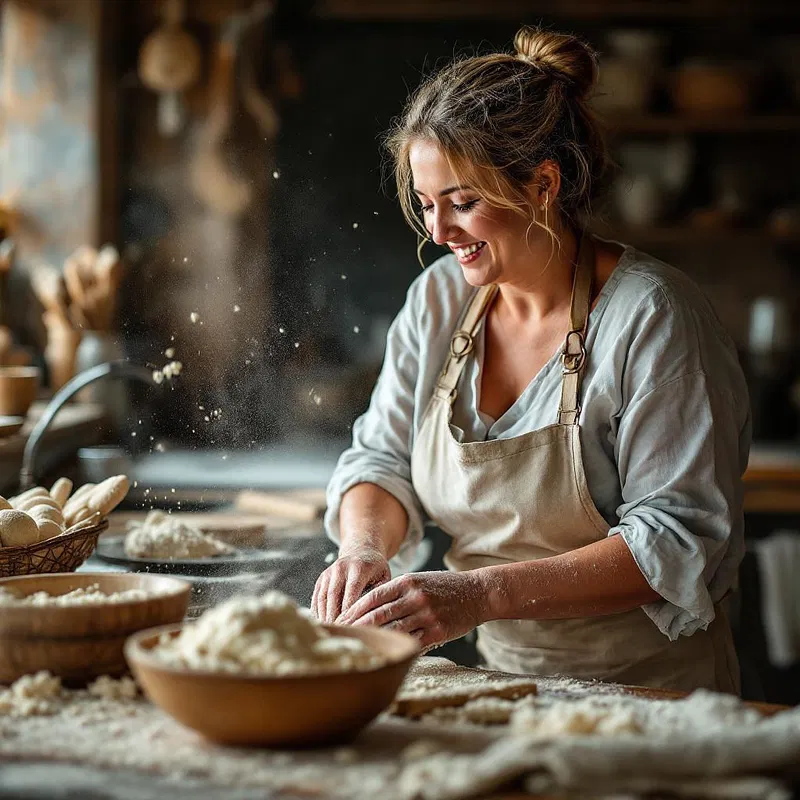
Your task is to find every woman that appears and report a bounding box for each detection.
[311,27,750,693]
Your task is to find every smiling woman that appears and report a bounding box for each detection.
[313,27,751,696]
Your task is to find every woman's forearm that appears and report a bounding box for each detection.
[337,482,409,560]
[477,533,661,621]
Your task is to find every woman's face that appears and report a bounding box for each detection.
[409,139,544,288]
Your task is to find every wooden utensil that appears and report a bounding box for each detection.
[234,488,327,521]
[0,572,190,683]
[190,19,252,216]
[126,623,419,747]
[138,0,202,136]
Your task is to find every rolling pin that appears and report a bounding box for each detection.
[234,489,327,522]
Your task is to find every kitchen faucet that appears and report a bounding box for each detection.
[19,360,162,491]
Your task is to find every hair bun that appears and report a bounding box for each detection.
[514,27,598,98]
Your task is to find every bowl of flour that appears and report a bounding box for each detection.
[125,590,420,747]
[0,573,191,683]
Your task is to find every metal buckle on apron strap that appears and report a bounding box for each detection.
[561,330,586,374]
[449,330,474,358]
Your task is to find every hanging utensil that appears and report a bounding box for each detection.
[138,0,202,137]
[189,18,252,217]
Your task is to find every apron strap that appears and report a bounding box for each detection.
[436,284,498,402]
[558,233,595,425]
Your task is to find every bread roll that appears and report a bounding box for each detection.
[62,483,96,520]
[86,475,130,516]
[50,477,73,506]
[28,504,64,526]
[17,495,61,513]
[9,487,48,508]
[0,496,11,511]
[0,510,40,547]
[35,519,63,542]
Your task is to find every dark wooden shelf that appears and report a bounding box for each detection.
[315,0,800,21]
[594,225,800,247]
[607,114,800,135]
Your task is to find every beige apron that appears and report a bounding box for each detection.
[410,235,740,693]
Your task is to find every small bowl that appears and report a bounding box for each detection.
[0,366,40,417]
[0,572,190,683]
[77,445,133,484]
[125,623,420,747]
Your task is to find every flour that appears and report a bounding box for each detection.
[152,591,386,676]
[124,510,233,559]
[0,658,795,800]
[0,584,151,606]
[87,675,139,701]
[0,672,62,717]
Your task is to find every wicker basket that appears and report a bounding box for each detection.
[0,518,109,578]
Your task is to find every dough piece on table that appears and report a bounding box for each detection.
[0,510,41,547]
[0,496,11,511]
[124,510,233,559]
[86,476,130,516]
[9,487,48,508]
[49,478,73,507]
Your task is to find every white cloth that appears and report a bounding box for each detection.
[754,531,800,668]
[325,243,751,640]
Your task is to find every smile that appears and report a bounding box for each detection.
[452,242,486,263]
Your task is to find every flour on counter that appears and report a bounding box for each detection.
[0,672,62,717]
[0,584,151,607]
[124,510,233,559]
[152,590,386,676]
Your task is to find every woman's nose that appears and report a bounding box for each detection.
[428,209,457,246]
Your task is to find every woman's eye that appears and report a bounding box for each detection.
[453,199,479,213]
[420,204,434,213]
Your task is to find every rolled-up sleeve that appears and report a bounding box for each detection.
[612,361,749,640]
[324,284,427,571]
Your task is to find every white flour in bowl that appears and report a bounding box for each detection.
[124,510,233,559]
[0,584,151,607]
[151,590,386,676]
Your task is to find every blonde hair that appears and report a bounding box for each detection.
[385,27,611,256]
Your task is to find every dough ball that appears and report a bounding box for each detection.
[49,478,73,507]
[86,476,130,516]
[35,519,63,543]
[28,504,64,526]
[0,510,41,547]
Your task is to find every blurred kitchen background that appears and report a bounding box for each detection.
[1,0,800,703]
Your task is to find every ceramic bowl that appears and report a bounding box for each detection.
[0,572,190,683]
[125,623,420,747]
[0,366,40,417]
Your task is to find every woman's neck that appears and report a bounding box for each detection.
[495,226,580,325]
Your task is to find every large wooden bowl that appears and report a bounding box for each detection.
[125,623,420,747]
[0,573,191,684]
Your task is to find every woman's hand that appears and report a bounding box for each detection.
[336,570,488,651]
[311,546,391,623]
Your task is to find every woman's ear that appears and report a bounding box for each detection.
[533,160,562,209]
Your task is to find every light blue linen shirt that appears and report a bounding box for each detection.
[324,244,752,641]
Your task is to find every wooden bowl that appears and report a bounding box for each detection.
[0,366,40,416]
[125,623,420,747]
[0,572,190,684]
